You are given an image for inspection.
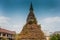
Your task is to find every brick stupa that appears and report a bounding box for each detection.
[18,3,46,40]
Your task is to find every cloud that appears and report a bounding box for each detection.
[39,17,60,35]
[0,16,15,32]
[0,16,23,33]
[0,16,10,23]
[0,16,11,29]
[42,17,60,24]
[12,24,23,33]
[0,16,10,27]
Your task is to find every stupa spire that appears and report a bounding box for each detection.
[30,3,33,11]
[27,3,37,24]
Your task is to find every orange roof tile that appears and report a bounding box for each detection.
[0,28,16,34]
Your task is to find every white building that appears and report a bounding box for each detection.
[0,28,16,40]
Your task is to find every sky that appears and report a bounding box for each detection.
[0,0,60,35]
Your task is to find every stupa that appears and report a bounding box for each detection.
[18,3,46,40]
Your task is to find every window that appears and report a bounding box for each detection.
[3,33,6,36]
[0,33,1,36]
[7,34,12,38]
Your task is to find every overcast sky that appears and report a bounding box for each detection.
[0,0,60,34]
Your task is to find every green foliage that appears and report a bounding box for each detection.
[28,17,37,24]
[29,21,33,24]
[50,34,60,40]
[2,37,8,40]
[50,35,58,40]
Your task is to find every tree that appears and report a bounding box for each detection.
[50,34,60,40]
[56,34,60,40]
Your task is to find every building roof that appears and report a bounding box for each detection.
[54,31,60,34]
[0,28,16,34]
